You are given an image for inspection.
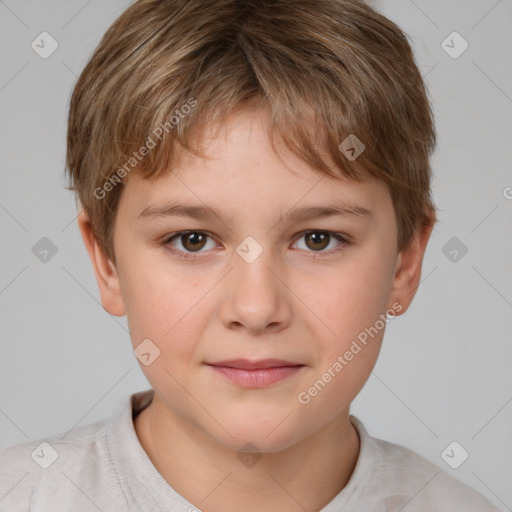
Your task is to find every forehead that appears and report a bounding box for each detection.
[118,109,393,224]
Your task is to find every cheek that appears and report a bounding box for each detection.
[125,271,205,394]
[296,264,389,414]
[312,256,392,358]
[121,260,188,346]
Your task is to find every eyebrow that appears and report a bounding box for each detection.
[137,200,374,225]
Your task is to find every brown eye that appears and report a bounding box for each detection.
[293,230,349,256]
[165,231,216,258]
[304,232,330,251]
[179,232,208,252]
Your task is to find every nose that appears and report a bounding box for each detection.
[218,246,292,336]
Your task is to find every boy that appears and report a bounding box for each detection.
[0,0,502,510]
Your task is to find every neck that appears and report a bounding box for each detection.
[134,393,360,512]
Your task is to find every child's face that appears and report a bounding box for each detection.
[81,107,430,452]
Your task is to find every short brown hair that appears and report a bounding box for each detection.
[65,0,437,266]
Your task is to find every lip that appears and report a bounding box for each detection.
[207,358,303,370]
[206,359,305,388]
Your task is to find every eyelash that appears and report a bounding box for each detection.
[162,230,351,261]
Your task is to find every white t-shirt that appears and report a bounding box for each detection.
[0,388,501,512]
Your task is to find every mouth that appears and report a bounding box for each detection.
[206,358,304,370]
[205,359,305,388]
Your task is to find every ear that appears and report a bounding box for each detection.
[77,209,126,317]
[387,219,434,315]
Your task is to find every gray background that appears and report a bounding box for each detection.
[0,0,511,510]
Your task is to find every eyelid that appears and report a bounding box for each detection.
[162,229,351,260]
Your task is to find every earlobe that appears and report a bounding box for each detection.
[77,209,126,317]
[387,221,434,315]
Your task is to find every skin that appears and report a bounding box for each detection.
[78,106,433,512]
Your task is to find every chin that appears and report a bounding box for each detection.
[204,417,304,454]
